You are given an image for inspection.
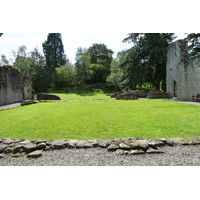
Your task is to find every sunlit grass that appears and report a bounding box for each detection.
[0,100,200,140]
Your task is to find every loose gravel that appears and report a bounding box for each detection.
[0,145,200,166]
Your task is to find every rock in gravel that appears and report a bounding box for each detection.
[146,147,165,154]
[129,149,145,155]
[23,143,37,153]
[13,145,24,154]
[50,140,67,149]
[37,143,46,150]
[97,140,112,148]
[19,140,31,145]
[83,143,94,148]
[4,147,12,154]
[107,143,120,151]
[34,139,47,144]
[115,149,129,155]
[0,144,7,153]
[148,140,165,148]
[2,139,14,145]
[119,143,132,150]
[0,154,5,159]
[27,150,43,158]
[76,141,86,148]
[86,140,99,147]
[11,153,26,158]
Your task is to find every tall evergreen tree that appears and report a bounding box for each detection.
[42,33,67,71]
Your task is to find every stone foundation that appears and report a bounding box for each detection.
[1,137,200,158]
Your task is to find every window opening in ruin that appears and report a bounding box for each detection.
[173,80,177,97]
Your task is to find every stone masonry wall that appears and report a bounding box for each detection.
[0,66,23,106]
[166,40,200,101]
[0,66,33,106]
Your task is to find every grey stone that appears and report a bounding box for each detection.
[37,143,46,150]
[23,143,37,153]
[148,140,165,148]
[75,141,86,148]
[129,149,145,155]
[3,139,14,145]
[128,140,149,151]
[34,139,47,144]
[86,140,99,147]
[50,140,66,149]
[19,140,31,145]
[27,150,43,158]
[119,143,132,150]
[115,149,129,155]
[0,153,5,159]
[13,145,24,154]
[146,147,165,154]
[83,143,94,148]
[11,153,25,158]
[0,144,7,153]
[97,140,112,148]
[107,143,120,151]
[4,147,12,154]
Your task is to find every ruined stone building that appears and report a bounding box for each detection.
[0,66,33,106]
[166,40,200,100]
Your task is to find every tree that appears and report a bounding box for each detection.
[0,55,9,66]
[106,51,125,90]
[54,63,76,88]
[75,47,92,84]
[87,43,113,83]
[29,48,49,92]
[123,33,176,90]
[13,45,32,77]
[42,33,67,70]
[186,33,200,56]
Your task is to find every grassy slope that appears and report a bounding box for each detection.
[0,100,200,140]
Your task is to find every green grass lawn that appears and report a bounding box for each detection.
[0,100,200,140]
[50,92,112,100]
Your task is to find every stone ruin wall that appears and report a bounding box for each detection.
[0,66,33,106]
[166,40,200,101]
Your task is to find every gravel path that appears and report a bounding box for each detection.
[1,145,200,166]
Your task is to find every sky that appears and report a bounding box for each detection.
[0,33,186,64]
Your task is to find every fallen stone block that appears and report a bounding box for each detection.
[146,147,165,154]
[129,149,145,155]
[27,150,43,158]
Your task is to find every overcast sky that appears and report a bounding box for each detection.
[0,33,186,64]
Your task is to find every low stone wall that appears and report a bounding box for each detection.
[36,93,61,100]
[147,91,170,99]
[1,137,200,158]
[111,90,148,99]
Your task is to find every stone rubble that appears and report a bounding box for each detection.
[0,137,200,159]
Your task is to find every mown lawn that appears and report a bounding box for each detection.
[50,92,111,100]
[0,100,200,140]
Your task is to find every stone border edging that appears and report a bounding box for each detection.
[1,137,200,159]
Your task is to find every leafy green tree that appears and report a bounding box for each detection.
[123,33,176,90]
[106,52,125,90]
[75,47,92,84]
[29,48,49,92]
[54,62,76,88]
[186,33,200,56]
[87,43,113,83]
[13,45,33,76]
[0,55,9,66]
